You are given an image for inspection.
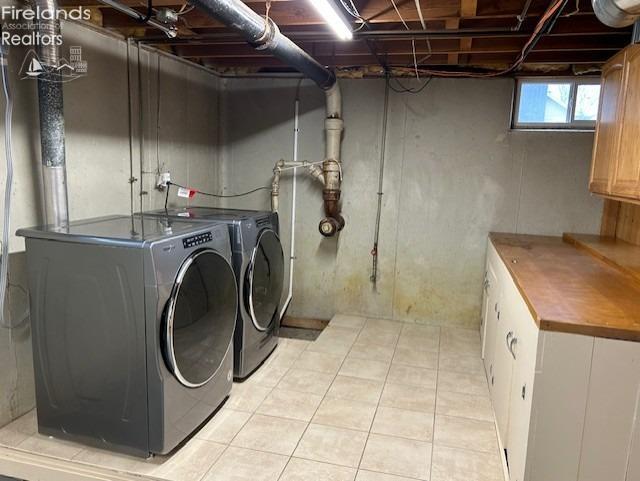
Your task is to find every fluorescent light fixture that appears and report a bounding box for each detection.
[308,0,353,40]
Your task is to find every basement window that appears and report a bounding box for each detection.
[511,78,601,131]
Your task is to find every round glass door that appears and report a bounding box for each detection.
[164,249,237,388]
[245,229,284,331]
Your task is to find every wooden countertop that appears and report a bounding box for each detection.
[563,233,640,283]
[490,233,640,342]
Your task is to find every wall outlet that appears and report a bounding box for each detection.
[156,172,171,190]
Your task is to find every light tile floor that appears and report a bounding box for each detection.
[0,315,505,481]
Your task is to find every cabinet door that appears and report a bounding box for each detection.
[491,284,516,445]
[590,50,625,195]
[505,295,539,481]
[626,393,640,481]
[610,46,640,198]
[481,258,499,360]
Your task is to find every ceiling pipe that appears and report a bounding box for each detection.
[35,0,69,229]
[137,28,521,44]
[189,0,344,235]
[593,0,640,27]
[188,0,336,89]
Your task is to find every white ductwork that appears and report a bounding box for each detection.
[593,0,640,27]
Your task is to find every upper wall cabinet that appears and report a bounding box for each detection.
[590,45,640,200]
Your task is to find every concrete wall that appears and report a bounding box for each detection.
[0,20,222,427]
[219,77,603,326]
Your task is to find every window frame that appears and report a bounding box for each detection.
[511,76,601,131]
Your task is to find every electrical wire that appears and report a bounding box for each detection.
[389,0,421,79]
[370,76,390,284]
[138,0,153,23]
[563,0,579,16]
[337,0,368,31]
[389,0,567,78]
[413,0,432,62]
[387,75,433,93]
[164,181,271,210]
[0,45,13,328]
[177,3,194,15]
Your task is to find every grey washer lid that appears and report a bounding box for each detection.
[146,206,264,222]
[16,214,208,248]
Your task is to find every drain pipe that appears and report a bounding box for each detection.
[188,0,335,89]
[319,83,344,237]
[36,0,69,229]
[188,0,344,235]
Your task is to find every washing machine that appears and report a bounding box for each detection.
[17,214,237,457]
[145,207,284,379]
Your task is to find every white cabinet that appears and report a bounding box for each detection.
[481,243,501,377]
[504,291,538,481]
[481,239,640,481]
[491,296,516,444]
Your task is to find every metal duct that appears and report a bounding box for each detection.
[187,0,336,90]
[592,0,640,27]
[35,0,69,228]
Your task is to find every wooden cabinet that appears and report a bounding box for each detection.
[590,50,625,194]
[481,239,640,481]
[611,47,640,197]
[590,45,640,200]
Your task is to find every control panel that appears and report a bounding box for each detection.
[183,231,213,248]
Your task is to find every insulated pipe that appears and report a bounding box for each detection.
[592,0,640,27]
[35,0,69,229]
[187,0,336,90]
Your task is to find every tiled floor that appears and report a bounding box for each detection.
[0,315,505,481]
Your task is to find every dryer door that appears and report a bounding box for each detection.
[245,229,285,331]
[164,249,237,388]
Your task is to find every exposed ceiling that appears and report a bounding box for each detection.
[61,0,632,76]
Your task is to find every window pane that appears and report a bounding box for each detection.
[517,82,571,124]
[574,84,601,121]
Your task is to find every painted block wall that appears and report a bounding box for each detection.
[0,19,604,428]
[218,77,603,325]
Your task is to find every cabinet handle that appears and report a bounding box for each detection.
[509,336,518,360]
[521,384,526,400]
[506,331,513,351]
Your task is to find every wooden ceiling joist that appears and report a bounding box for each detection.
[61,0,632,74]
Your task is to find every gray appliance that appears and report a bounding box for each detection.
[17,215,237,457]
[145,207,284,379]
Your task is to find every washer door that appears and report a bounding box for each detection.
[164,249,237,388]
[245,229,285,331]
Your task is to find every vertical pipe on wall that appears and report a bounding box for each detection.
[370,79,390,284]
[318,82,344,237]
[36,0,69,228]
[279,96,299,320]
